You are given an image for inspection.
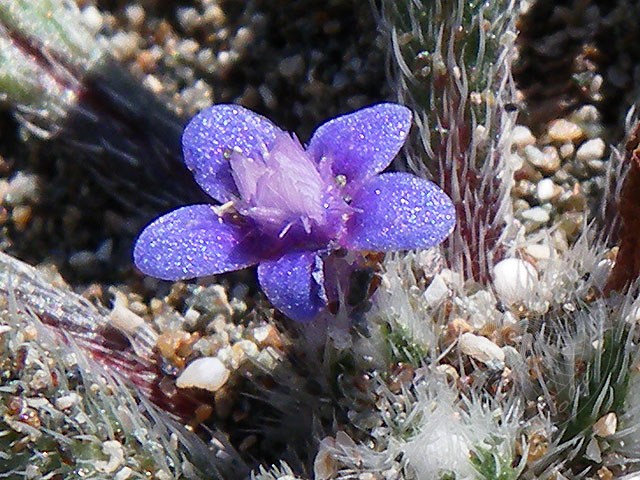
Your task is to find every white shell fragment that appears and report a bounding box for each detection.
[492,258,538,304]
[176,357,230,392]
[458,332,505,369]
[593,412,617,437]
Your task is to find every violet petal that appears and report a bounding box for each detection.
[183,104,281,203]
[341,172,456,251]
[133,205,256,280]
[257,250,326,322]
[306,103,412,185]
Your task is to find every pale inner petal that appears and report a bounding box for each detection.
[229,132,341,237]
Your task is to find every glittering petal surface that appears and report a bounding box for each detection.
[134,205,256,280]
[341,172,456,251]
[257,251,326,322]
[306,103,412,184]
[183,104,281,203]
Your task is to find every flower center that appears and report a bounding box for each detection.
[229,132,340,239]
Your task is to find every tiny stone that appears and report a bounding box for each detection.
[143,75,164,94]
[585,437,602,463]
[493,258,538,304]
[539,146,561,174]
[548,119,584,142]
[115,467,134,480]
[176,357,230,392]
[95,440,125,474]
[458,332,505,369]
[203,5,226,28]
[521,207,550,223]
[587,159,606,173]
[513,199,530,214]
[524,145,560,174]
[125,4,145,27]
[5,172,39,205]
[593,412,617,437]
[575,138,606,162]
[11,205,31,230]
[511,125,536,148]
[55,392,81,410]
[559,143,574,159]
[536,178,560,202]
[176,7,200,32]
[109,292,144,332]
[279,55,305,77]
[506,153,523,170]
[232,27,254,51]
[110,31,140,60]
[515,179,536,198]
[524,145,545,167]
[252,325,274,344]
[571,104,600,123]
[184,307,201,326]
[81,5,103,33]
[524,244,552,261]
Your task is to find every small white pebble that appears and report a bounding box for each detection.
[115,467,134,480]
[4,172,39,205]
[458,332,505,369]
[521,206,550,223]
[493,258,538,304]
[95,440,125,474]
[575,138,606,162]
[511,125,536,148]
[524,243,552,261]
[572,104,600,123]
[548,119,584,142]
[176,357,230,392]
[110,31,140,60]
[524,145,545,167]
[55,392,81,410]
[176,7,200,31]
[536,178,559,202]
[232,26,254,51]
[109,292,144,332]
[125,4,145,27]
[559,143,574,159]
[593,412,617,437]
[143,74,164,94]
[81,5,104,33]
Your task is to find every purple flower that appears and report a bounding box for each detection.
[133,103,455,321]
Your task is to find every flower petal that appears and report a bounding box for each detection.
[134,205,256,280]
[257,251,326,322]
[341,173,455,251]
[306,103,412,184]
[183,104,281,203]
